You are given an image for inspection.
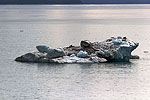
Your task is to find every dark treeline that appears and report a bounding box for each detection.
[82,0,150,4]
[0,0,82,4]
[0,0,150,4]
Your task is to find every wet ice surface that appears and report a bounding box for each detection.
[0,4,150,100]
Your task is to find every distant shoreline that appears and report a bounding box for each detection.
[0,3,150,5]
[1,0,150,5]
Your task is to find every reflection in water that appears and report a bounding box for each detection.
[32,62,137,100]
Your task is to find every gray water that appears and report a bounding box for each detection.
[0,4,150,100]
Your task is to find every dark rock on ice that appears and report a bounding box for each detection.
[130,55,140,59]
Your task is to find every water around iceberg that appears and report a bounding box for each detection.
[0,4,150,100]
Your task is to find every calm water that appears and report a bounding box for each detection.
[0,4,150,100]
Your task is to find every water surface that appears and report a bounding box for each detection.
[0,4,150,100]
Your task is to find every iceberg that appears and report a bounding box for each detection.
[15,37,139,63]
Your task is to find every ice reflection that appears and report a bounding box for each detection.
[33,62,138,100]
